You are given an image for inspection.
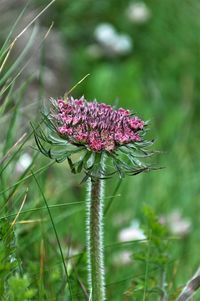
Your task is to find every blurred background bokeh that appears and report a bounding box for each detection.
[1,0,200,300]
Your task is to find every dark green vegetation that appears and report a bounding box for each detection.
[0,0,200,300]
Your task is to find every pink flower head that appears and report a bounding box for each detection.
[54,96,145,152]
[34,95,154,178]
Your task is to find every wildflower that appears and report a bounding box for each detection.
[160,211,191,238]
[94,23,118,48]
[126,2,151,24]
[94,23,133,56]
[34,93,156,301]
[111,34,132,55]
[34,96,153,180]
[56,97,143,151]
[118,220,146,242]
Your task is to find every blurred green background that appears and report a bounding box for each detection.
[1,0,200,300]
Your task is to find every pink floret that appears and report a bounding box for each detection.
[117,108,130,115]
[89,139,103,151]
[128,117,144,130]
[58,126,73,135]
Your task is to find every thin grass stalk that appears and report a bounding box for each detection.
[32,172,73,299]
[86,167,106,300]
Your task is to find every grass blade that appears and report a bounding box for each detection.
[31,171,73,300]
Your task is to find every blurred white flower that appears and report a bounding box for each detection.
[160,211,191,237]
[16,153,32,173]
[94,23,118,47]
[94,23,133,56]
[126,2,151,24]
[112,34,132,54]
[118,220,146,242]
[112,251,132,266]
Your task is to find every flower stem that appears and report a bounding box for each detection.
[86,176,106,301]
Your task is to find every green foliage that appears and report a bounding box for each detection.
[0,220,35,301]
[0,220,19,296]
[124,206,170,301]
[5,274,36,301]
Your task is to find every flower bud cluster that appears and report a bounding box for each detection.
[54,97,145,152]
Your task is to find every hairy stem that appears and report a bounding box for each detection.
[86,176,105,301]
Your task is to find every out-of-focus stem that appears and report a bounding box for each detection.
[175,266,200,301]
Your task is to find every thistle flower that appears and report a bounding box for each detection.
[34,96,154,180]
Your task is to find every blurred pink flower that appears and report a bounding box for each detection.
[160,211,191,237]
